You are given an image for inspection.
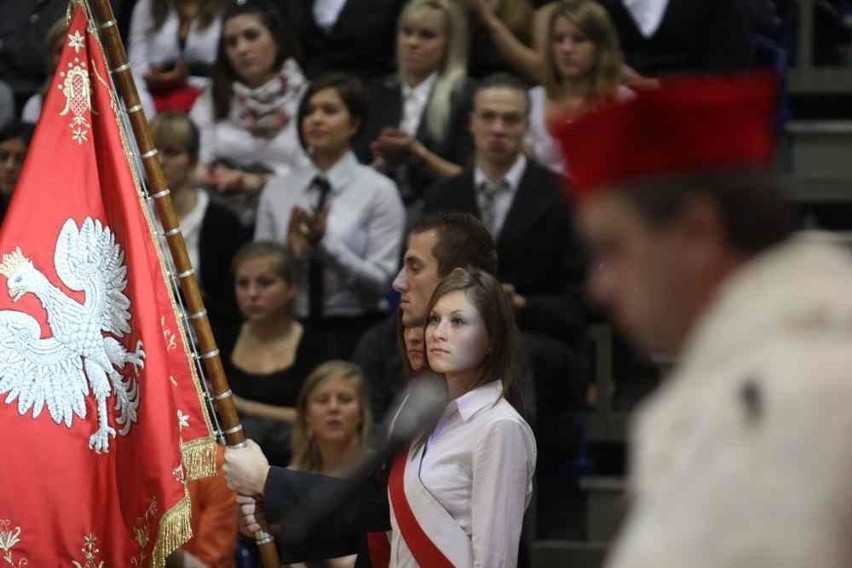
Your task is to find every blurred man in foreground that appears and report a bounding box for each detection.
[556,71,852,568]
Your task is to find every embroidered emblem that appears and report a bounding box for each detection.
[57,53,92,145]
[0,217,146,453]
[71,534,105,568]
[0,519,26,567]
[130,498,158,567]
[160,317,176,351]
[67,31,85,54]
[172,464,186,485]
[177,410,189,430]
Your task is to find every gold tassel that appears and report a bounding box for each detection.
[151,496,192,568]
[182,436,217,481]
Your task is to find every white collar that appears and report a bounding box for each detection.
[402,73,438,101]
[178,189,209,234]
[474,154,527,194]
[307,150,358,193]
[622,0,669,37]
[451,380,503,422]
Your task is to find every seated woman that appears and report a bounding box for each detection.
[224,241,337,466]
[356,0,474,210]
[527,0,631,173]
[149,111,249,337]
[284,360,373,568]
[128,0,223,115]
[255,73,405,358]
[388,266,537,566]
[189,0,309,226]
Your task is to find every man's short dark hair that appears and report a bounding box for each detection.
[409,211,498,276]
[474,72,531,116]
[625,169,794,255]
[0,122,33,146]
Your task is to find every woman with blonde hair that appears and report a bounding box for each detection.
[290,360,372,475]
[527,0,632,173]
[358,0,475,209]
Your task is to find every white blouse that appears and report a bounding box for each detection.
[390,381,537,567]
[128,0,222,115]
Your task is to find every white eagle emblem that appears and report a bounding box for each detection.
[0,217,145,453]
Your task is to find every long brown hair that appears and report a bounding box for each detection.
[290,361,372,473]
[423,267,519,404]
[543,0,622,103]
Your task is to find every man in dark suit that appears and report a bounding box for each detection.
[278,0,406,80]
[422,73,588,426]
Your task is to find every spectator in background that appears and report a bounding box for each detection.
[255,74,405,358]
[527,0,632,174]
[467,0,535,79]
[357,0,474,213]
[0,0,67,109]
[148,111,249,338]
[598,0,753,74]
[189,0,308,226]
[21,17,67,124]
[0,122,33,225]
[278,0,405,80]
[128,0,224,115]
[222,241,337,467]
[284,361,372,568]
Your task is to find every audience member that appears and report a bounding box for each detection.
[599,0,753,74]
[0,122,33,225]
[189,0,308,225]
[0,0,67,109]
[255,74,405,357]
[279,0,405,80]
[128,0,223,115]
[527,0,632,173]
[166,445,238,568]
[356,0,474,211]
[222,241,337,467]
[149,111,249,337]
[285,360,372,568]
[20,17,67,124]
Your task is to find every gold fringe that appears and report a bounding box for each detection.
[182,436,217,481]
[151,496,192,568]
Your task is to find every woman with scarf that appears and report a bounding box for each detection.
[189,0,309,226]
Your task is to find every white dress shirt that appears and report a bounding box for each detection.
[473,155,526,238]
[390,381,537,567]
[128,0,222,115]
[400,73,438,137]
[313,0,348,31]
[622,0,670,37]
[255,151,405,318]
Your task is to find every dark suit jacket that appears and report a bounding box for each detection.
[423,160,586,341]
[600,0,752,74]
[354,75,475,205]
[281,0,406,80]
[198,200,251,340]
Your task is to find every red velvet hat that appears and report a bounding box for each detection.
[552,71,779,199]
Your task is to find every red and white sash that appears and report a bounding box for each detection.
[386,446,473,567]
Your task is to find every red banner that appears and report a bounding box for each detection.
[0,2,214,565]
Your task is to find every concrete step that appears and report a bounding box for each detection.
[532,540,607,568]
[580,476,627,542]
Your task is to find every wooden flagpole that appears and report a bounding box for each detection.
[84,0,281,565]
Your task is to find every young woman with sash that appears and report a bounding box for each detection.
[387,267,536,566]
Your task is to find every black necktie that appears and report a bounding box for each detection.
[309,176,332,321]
